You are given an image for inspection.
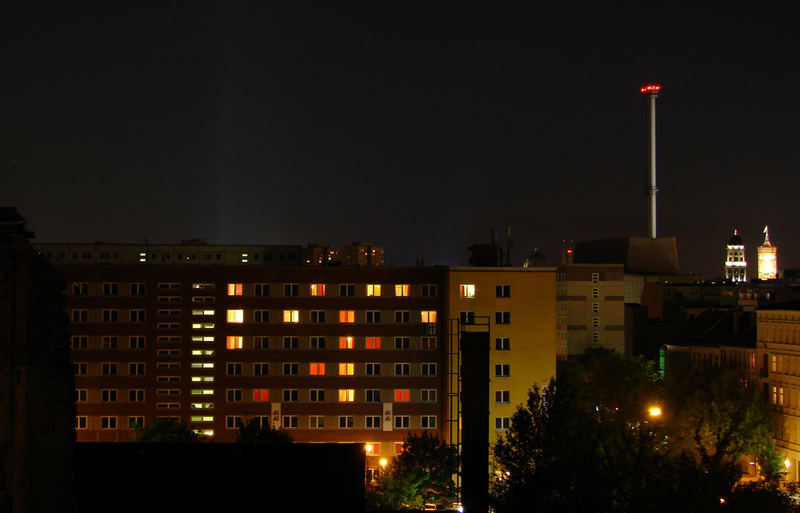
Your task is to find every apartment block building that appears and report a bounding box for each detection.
[41,244,557,477]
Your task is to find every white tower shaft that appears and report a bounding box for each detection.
[646,92,658,239]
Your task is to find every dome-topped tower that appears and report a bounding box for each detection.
[724,229,747,282]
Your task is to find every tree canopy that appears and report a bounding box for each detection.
[236,418,293,444]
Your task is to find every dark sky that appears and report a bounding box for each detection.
[3,5,798,276]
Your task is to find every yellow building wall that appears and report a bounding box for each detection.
[445,267,556,448]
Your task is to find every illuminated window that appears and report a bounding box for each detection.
[310,389,325,402]
[366,284,381,296]
[311,336,326,349]
[338,389,355,402]
[254,363,269,376]
[366,363,381,376]
[227,283,243,296]
[338,416,354,428]
[283,310,299,323]
[421,310,437,323]
[394,311,409,323]
[421,363,437,376]
[365,337,381,349]
[339,363,355,376]
[421,389,437,402]
[421,416,436,429]
[394,416,410,428]
[366,311,381,323]
[394,337,410,349]
[339,336,354,349]
[459,284,475,298]
[252,389,269,402]
[227,336,243,349]
[310,416,325,429]
[366,389,381,402]
[495,337,510,350]
[226,389,242,402]
[421,337,437,350]
[310,363,326,375]
[394,389,410,402]
[284,284,299,296]
[227,310,244,323]
[395,363,410,376]
[191,309,215,316]
[365,418,381,430]
[310,283,326,296]
[495,391,510,403]
[395,284,410,297]
[339,310,355,323]
[283,389,298,402]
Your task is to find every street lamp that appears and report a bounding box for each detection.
[648,406,662,417]
[379,458,388,469]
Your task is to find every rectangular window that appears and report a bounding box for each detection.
[338,416,354,428]
[129,362,145,375]
[254,363,269,376]
[422,284,437,297]
[283,363,298,375]
[129,389,145,402]
[252,389,269,402]
[101,416,117,429]
[310,363,326,375]
[309,416,325,429]
[339,310,355,323]
[495,364,510,377]
[394,416,410,428]
[495,417,511,430]
[365,337,381,349]
[592,317,600,328]
[394,337,409,349]
[395,363,410,376]
[283,336,298,349]
[102,336,118,349]
[495,311,511,325]
[495,337,510,351]
[310,310,326,323]
[255,283,270,296]
[496,285,511,297]
[227,336,243,349]
[74,362,88,375]
[366,284,381,296]
[226,416,243,429]
[227,363,242,376]
[310,336,326,349]
[129,416,145,429]
[460,311,475,325]
[365,416,381,429]
[592,303,600,314]
[339,363,355,376]
[421,337,437,350]
[227,283,243,296]
[339,284,354,297]
[592,331,600,343]
[338,389,355,402]
[394,389,410,402]
[421,363,437,376]
[227,310,244,323]
[73,283,88,296]
[366,311,381,323]
[421,416,437,429]
[130,283,146,296]
[421,389,437,402]
[459,284,475,298]
[283,310,299,323]
[421,310,437,323]
[283,283,299,296]
[592,288,599,299]
[101,389,117,402]
[254,310,270,323]
[394,311,409,323]
[129,336,145,349]
[366,363,381,376]
[310,389,325,402]
[76,389,87,402]
[283,389,298,402]
[339,336,354,349]
[72,309,87,323]
[76,416,87,429]
[592,272,600,283]
[495,390,510,403]
[282,416,298,428]
[365,389,381,402]
[394,284,410,297]
[254,336,269,350]
[103,309,119,322]
[102,363,118,376]
[103,283,119,296]
[226,389,242,402]
[310,283,326,296]
[71,336,88,350]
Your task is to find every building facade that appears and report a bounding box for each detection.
[757,226,778,280]
[724,229,747,282]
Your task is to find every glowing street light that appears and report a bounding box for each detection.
[648,406,662,417]
[364,444,374,454]
[379,458,388,469]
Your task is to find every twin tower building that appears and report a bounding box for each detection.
[724,226,778,282]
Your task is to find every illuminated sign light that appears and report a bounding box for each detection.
[640,84,661,93]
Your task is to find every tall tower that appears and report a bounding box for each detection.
[724,229,747,282]
[757,225,778,280]
[641,84,660,238]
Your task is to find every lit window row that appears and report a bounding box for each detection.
[225,283,436,297]
[220,388,438,403]
[220,362,437,377]
[225,309,436,324]
[458,284,511,298]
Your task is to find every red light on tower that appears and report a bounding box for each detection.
[640,84,661,94]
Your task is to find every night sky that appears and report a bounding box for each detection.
[3,5,798,276]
